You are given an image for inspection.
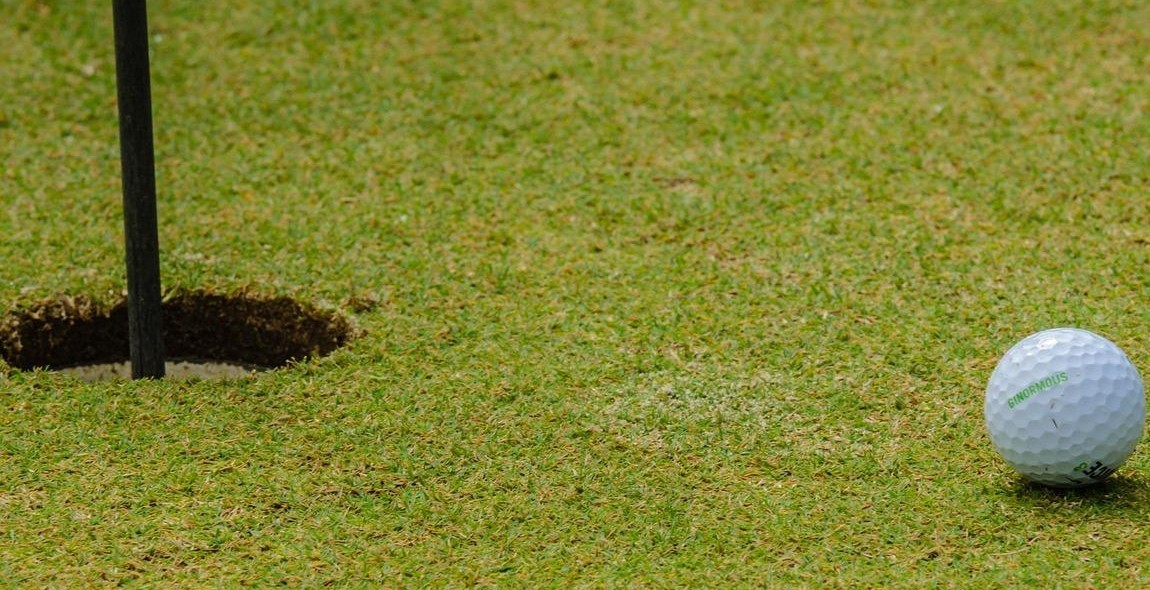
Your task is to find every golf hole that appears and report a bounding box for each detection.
[0,291,358,381]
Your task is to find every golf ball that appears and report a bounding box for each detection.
[984,327,1145,488]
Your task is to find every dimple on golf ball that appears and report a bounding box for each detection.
[984,327,1145,488]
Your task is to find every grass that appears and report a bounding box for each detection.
[5,0,1150,586]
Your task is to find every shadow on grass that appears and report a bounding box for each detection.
[1007,474,1150,511]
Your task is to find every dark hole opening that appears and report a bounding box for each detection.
[0,291,357,372]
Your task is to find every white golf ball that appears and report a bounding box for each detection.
[984,327,1145,488]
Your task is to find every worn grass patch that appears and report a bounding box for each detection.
[5,0,1150,587]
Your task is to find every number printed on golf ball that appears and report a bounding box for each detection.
[984,327,1145,488]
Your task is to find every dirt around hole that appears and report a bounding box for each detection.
[0,291,358,372]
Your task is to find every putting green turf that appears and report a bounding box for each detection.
[5,0,1150,586]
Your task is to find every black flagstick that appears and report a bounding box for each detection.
[112,0,165,379]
